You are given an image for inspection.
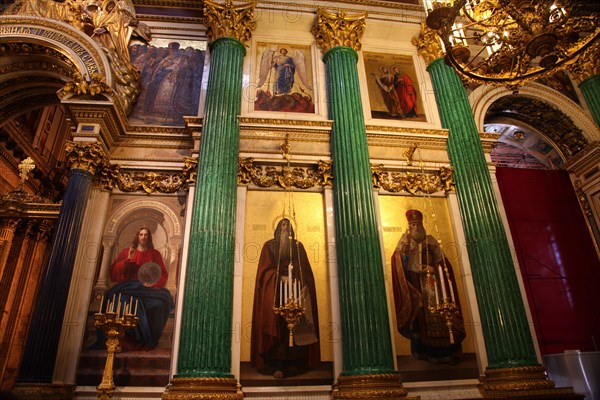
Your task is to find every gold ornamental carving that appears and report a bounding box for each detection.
[61,73,112,98]
[372,165,454,194]
[162,377,243,400]
[478,365,575,398]
[4,0,150,115]
[238,158,332,189]
[569,41,600,83]
[311,8,367,53]
[332,373,417,400]
[203,0,256,45]
[64,140,108,175]
[412,22,444,66]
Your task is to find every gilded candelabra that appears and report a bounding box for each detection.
[427,266,459,344]
[274,296,306,347]
[94,296,139,400]
[273,263,306,347]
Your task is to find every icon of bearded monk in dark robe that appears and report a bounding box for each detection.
[251,218,320,378]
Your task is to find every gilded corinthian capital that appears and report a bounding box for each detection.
[204,0,256,45]
[412,22,445,65]
[311,8,367,53]
[64,141,108,175]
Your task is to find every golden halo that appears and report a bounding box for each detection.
[271,214,297,232]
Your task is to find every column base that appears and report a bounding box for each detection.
[162,376,243,400]
[11,383,75,400]
[332,373,419,399]
[478,365,575,398]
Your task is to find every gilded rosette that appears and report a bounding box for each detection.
[162,377,243,400]
[64,140,108,175]
[203,0,256,45]
[311,8,367,53]
[412,22,445,66]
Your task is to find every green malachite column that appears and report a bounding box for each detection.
[427,58,539,369]
[163,1,255,399]
[579,74,600,127]
[414,24,572,396]
[312,10,412,399]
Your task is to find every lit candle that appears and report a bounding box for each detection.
[100,294,104,312]
[116,293,122,316]
[448,278,456,303]
[434,280,440,305]
[292,279,296,301]
[438,265,447,301]
[284,278,288,303]
[279,279,283,307]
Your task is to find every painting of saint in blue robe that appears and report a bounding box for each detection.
[254,43,315,114]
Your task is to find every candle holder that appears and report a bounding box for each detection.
[274,297,305,347]
[94,306,139,399]
[428,300,459,344]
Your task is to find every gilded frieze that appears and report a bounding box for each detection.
[238,157,332,189]
[372,164,454,194]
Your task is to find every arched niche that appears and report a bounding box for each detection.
[102,198,183,296]
[0,15,113,124]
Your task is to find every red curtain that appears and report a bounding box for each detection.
[496,167,600,355]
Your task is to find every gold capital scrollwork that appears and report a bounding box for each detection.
[64,141,108,175]
[412,22,445,66]
[311,8,367,53]
[203,0,256,45]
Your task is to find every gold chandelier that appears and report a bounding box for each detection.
[424,0,600,90]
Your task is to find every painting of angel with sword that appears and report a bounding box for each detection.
[254,44,315,114]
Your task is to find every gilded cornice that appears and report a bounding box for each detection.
[239,117,333,128]
[0,198,61,219]
[203,0,256,45]
[312,8,367,53]
[569,41,600,83]
[135,14,204,24]
[133,0,200,6]
[412,21,445,65]
[64,140,108,175]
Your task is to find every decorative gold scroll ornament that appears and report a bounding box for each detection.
[96,157,198,193]
[238,158,333,189]
[371,165,454,194]
[203,0,256,44]
[311,8,367,53]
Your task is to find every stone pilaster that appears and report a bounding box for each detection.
[312,9,413,399]
[162,1,255,399]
